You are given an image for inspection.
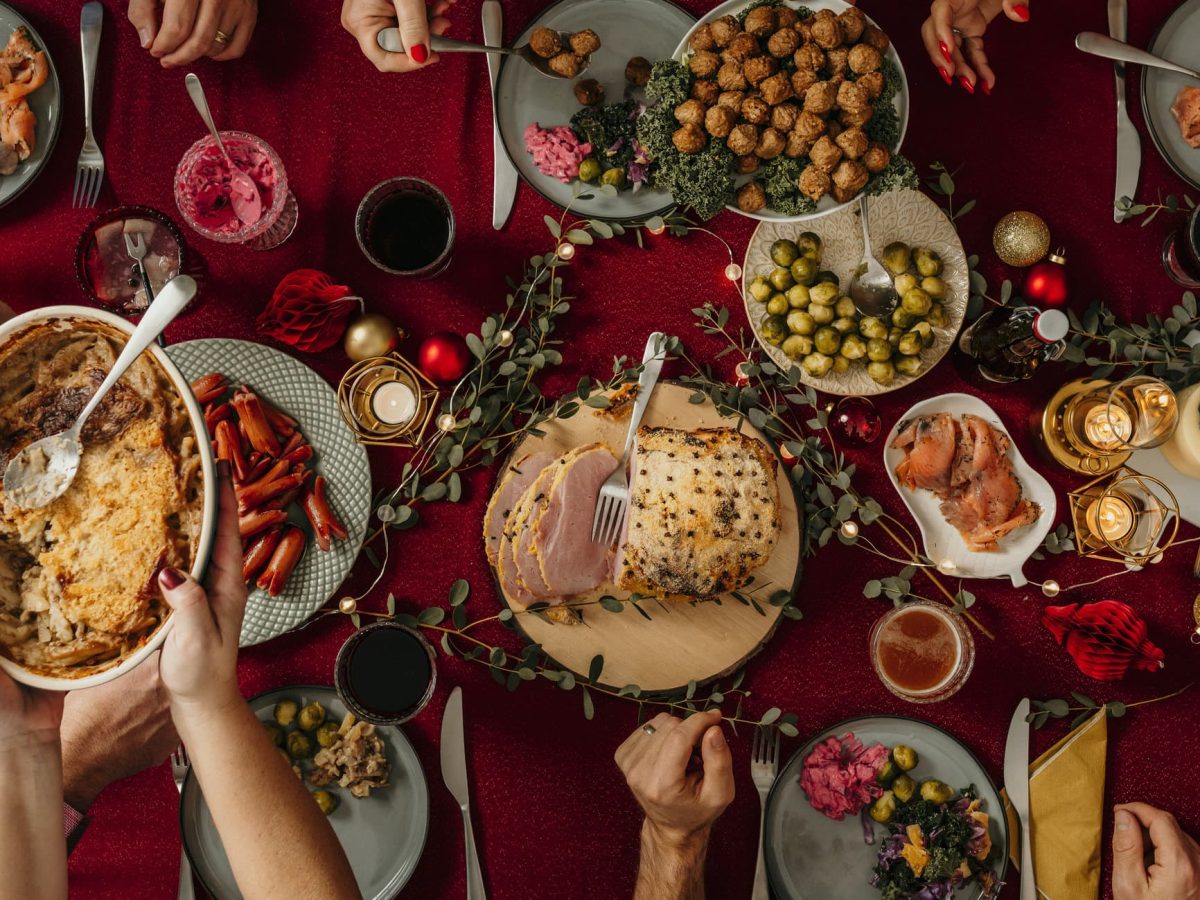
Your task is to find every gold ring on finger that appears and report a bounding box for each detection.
[214,29,230,45]
[642,724,657,736]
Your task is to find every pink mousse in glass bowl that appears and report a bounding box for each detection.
[173,131,297,249]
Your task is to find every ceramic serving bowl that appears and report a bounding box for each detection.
[0,306,217,690]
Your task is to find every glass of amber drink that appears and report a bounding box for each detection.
[869,601,975,703]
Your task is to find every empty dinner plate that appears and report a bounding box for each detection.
[0,3,62,209]
[1141,0,1200,191]
[180,686,429,900]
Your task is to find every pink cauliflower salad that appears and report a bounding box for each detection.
[523,123,592,183]
[800,732,890,821]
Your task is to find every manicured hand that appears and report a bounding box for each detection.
[127,0,259,65]
[157,460,247,719]
[920,0,1030,94]
[1113,803,1200,899]
[60,650,177,811]
[341,0,456,74]
[615,711,734,846]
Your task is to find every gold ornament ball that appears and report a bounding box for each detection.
[993,211,1051,267]
[344,313,402,362]
[338,596,358,615]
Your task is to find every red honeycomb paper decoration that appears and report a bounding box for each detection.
[256,269,361,352]
[1042,599,1164,682]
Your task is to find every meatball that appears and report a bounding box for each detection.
[574,78,605,106]
[709,15,739,48]
[529,26,561,58]
[798,164,831,201]
[863,142,891,173]
[688,23,716,52]
[672,123,707,154]
[741,95,770,125]
[727,123,758,156]
[736,154,760,174]
[838,7,867,42]
[744,55,778,87]
[826,119,843,141]
[803,80,837,115]
[569,29,601,56]
[791,67,819,97]
[856,70,886,100]
[690,50,721,78]
[755,126,786,159]
[809,134,843,173]
[767,28,799,58]
[794,18,814,42]
[759,72,793,105]
[691,79,721,106]
[849,44,882,75]
[744,6,776,37]
[831,159,870,202]
[825,46,850,77]
[717,61,748,91]
[737,181,768,213]
[811,12,843,49]
[674,98,707,126]
[837,79,869,112]
[793,43,825,71]
[717,90,745,112]
[705,104,737,138]
[625,56,652,87]
[771,102,800,132]
[793,110,827,141]
[785,131,812,158]
[839,104,874,128]
[835,126,869,159]
[776,6,799,29]
[548,53,582,77]
[861,25,890,52]
[723,32,760,64]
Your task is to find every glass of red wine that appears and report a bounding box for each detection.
[1162,206,1200,290]
[334,621,437,725]
[355,177,455,278]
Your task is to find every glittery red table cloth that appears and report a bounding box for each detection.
[1,2,1198,898]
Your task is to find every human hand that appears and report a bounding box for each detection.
[60,650,177,811]
[0,672,63,750]
[615,711,734,847]
[127,0,258,66]
[1113,803,1200,899]
[341,0,456,74]
[920,0,1029,94]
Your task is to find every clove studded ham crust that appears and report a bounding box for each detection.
[0,320,202,678]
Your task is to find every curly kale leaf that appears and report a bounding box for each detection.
[644,59,691,108]
[760,157,817,217]
[571,100,639,169]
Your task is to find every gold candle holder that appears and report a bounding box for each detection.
[338,353,439,447]
[1067,466,1179,565]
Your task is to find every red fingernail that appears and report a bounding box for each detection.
[959,76,975,94]
[1012,4,1030,20]
[981,80,992,96]
[410,43,428,63]
[939,67,952,86]
[159,567,186,589]
[939,41,953,64]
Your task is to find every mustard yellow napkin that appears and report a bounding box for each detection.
[1001,709,1108,900]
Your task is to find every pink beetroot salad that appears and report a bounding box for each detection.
[523,123,591,183]
[799,732,889,821]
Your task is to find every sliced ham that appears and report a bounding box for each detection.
[483,452,553,566]
[511,465,560,599]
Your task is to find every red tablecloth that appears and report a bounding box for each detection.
[2,1,1199,898]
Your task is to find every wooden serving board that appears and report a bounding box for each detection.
[490,383,803,694]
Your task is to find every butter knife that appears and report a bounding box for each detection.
[1109,0,1140,223]
[442,687,487,900]
[483,0,517,230]
[1004,698,1035,900]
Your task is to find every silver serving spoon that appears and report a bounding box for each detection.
[184,73,264,225]
[376,30,588,80]
[2,275,197,510]
[1076,31,1200,82]
[848,195,897,317]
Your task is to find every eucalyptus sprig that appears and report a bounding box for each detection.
[926,162,977,224]
[1116,191,1196,226]
[1027,684,1192,731]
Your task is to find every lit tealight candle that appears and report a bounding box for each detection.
[1086,492,1135,545]
[1082,403,1132,452]
[370,381,417,426]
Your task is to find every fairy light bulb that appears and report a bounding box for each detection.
[648,222,665,235]
[497,329,514,348]
[724,262,742,282]
[937,559,957,575]
[840,520,859,539]
[437,413,456,432]
[558,242,576,261]
[338,596,358,615]
[779,442,797,463]
[1041,580,1061,598]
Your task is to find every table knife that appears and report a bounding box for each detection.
[1109,0,1140,223]
[483,0,517,231]
[1004,698,1035,900]
[442,687,487,900]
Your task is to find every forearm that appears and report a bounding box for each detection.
[0,735,68,900]
[633,820,710,900]
[174,695,358,900]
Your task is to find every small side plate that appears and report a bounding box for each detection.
[0,4,63,209]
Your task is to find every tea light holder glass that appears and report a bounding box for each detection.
[1067,466,1179,566]
[337,353,439,447]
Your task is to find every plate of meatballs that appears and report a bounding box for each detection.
[671,0,909,221]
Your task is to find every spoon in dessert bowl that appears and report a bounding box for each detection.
[848,195,898,318]
[2,275,197,511]
[184,73,263,225]
[375,30,588,79]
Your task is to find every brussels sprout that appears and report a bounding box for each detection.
[891,308,915,329]
[920,276,946,299]
[914,247,943,277]
[927,304,950,329]
[859,316,888,340]
[909,321,934,347]
[578,158,601,183]
[769,267,795,292]
[770,238,800,267]
[839,334,867,360]
[315,721,341,749]
[786,284,811,309]
[896,356,923,376]
[809,304,835,325]
[809,282,839,306]
[831,316,858,335]
[898,333,924,357]
[834,296,858,318]
[312,790,337,816]
[892,745,918,771]
[782,334,813,359]
[869,791,897,823]
[263,722,285,747]
[814,326,842,355]
[747,275,772,303]
[600,167,625,188]
[831,355,851,374]
[919,779,954,804]
[888,327,903,348]
[790,257,819,286]
[796,231,823,260]
[881,241,912,276]
[866,337,892,362]
[901,288,933,317]
[892,774,917,803]
[876,759,901,787]
[274,699,299,727]
[286,731,314,760]
[298,701,326,733]
[893,272,918,296]
[767,293,790,316]
[801,352,834,376]
[761,315,789,346]
[867,360,896,386]
[787,310,816,335]
[815,270,840,286]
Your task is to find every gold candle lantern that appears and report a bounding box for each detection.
[1040,376,1180,474]
[338,354,439,447]
[1067,467,1179,565]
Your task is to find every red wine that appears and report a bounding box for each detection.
[366,191,451,272]
[338,624,434,721]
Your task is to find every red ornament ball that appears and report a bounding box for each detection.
[831,397,882,448]
[1023,249,1069,307]
[418,332,471,384]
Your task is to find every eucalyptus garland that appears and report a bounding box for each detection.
[1028,683,1192,731]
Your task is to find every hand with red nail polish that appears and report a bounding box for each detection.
[341,0,457,74]
[920,0,1026,96]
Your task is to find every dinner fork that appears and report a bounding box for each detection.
[72,2,105,209]
[590,332,667,546]
[750,727,780,900]
[123,232,155,310]
[170,745,196,900]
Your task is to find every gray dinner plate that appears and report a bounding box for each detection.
[1142,0,1200,191]
[181,686,429,900]
[0,3,62,209]
[495,0,694,221]
[765,715,1009,899]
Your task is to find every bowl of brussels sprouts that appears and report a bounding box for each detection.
[741,189,969,395]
